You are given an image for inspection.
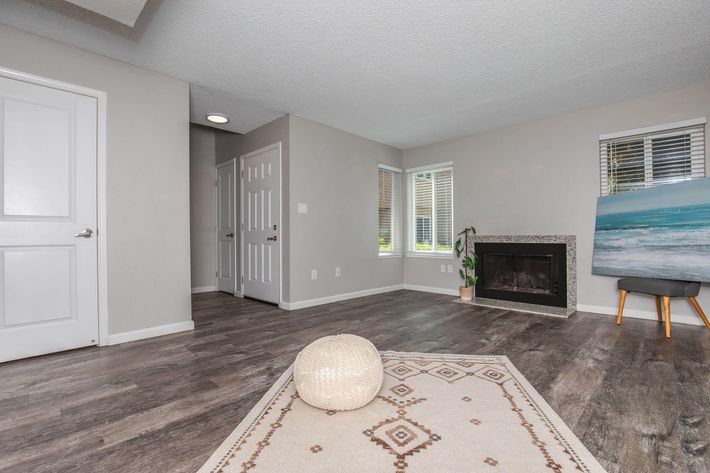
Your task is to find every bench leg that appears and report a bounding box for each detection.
[663,296,671,338]
[688,296,710,331]
[616,290,627,326]
[655,296,663,323]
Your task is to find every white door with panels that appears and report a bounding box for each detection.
[0,75,99,363]
[216,160,236,293]
[241,143,281,304]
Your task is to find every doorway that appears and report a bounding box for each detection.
[216,159,237,294]
[240,143,282,304]
[0,68,107,363]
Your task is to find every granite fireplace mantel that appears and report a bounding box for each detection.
[460,234,577,317]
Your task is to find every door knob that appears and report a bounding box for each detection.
[226,232,234,238]
[267,235,277,241]
[74,228,94,238]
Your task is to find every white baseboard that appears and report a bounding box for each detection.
[403,284,459,296]
[280,284,405,310]
[191,286,216,294]
[108,320,195,345]
[576,304,703,326]
[250,278,706,327]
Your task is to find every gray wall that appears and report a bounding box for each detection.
[288,115,403,303]
[190,124,217,290]
[0,25,192,335]
[215,115,291,300]
[403,79,710,324]
[214,114,405,304]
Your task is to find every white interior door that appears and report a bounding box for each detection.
[0,75,99,363]
[241,143,281,304]
[216,160,236,293]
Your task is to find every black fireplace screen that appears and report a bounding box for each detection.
[475,243,567,307]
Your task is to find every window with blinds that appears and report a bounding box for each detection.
[406,164,453,254]
[600,120,705,196]
[378,164,402,255]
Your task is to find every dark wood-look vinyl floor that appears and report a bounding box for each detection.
[1,290,708,473]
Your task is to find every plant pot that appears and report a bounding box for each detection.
[459,286,473,301]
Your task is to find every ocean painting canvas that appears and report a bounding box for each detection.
[592,178,710,282]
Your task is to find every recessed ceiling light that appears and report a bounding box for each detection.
[206,113,229,124]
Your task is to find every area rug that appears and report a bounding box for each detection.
[198,351,606,473]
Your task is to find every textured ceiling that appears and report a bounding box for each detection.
[2,0,709,148]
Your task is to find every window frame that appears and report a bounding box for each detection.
[406,162,454,257]
[377,163,402,257]
[599,118,706,196]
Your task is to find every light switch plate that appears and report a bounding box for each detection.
[440,264,446,273]
[298,203,308,214]
[335,267,341,277]
[447,264,453,273]
[311,269,318,280]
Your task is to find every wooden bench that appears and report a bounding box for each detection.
[616,277,710,338]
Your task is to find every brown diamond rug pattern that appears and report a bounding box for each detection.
[198,351,606,473]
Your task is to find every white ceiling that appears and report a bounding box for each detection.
[64,0,149,27]
[2,0,709,149]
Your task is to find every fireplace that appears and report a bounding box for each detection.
[474,243,567,308]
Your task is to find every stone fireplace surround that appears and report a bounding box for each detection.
[462,235,577,317]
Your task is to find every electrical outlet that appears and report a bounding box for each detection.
[298,203,308,214]
[447,264,453,273]
[311,269,318,280]
[335,267,341,277]
[440,264,446,273]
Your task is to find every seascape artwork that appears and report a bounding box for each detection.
[592,178,710,282]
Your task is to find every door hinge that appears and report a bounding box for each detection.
[241,276,244,284]
[215,271,218,277]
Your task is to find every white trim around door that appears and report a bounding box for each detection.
[240,142,283,305]
[0,66,109,348]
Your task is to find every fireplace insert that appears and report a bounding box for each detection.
[474,243,567,308]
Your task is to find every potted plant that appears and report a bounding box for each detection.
[455,226,477,301]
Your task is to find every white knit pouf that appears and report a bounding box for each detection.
[294,334,383,411]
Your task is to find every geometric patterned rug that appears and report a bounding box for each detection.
[198,351,607,473]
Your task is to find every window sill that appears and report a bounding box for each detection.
[378,253,402,259]
[406,252,454,259]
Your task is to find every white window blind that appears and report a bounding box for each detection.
[600,120,705,196]
[378,164,402,255]
[406,165,453,254]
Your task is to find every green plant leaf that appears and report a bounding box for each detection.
[456,225,477,285]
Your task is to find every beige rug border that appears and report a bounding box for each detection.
[197,351,607,473]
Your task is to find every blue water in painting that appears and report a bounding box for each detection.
[592,203,710,281]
